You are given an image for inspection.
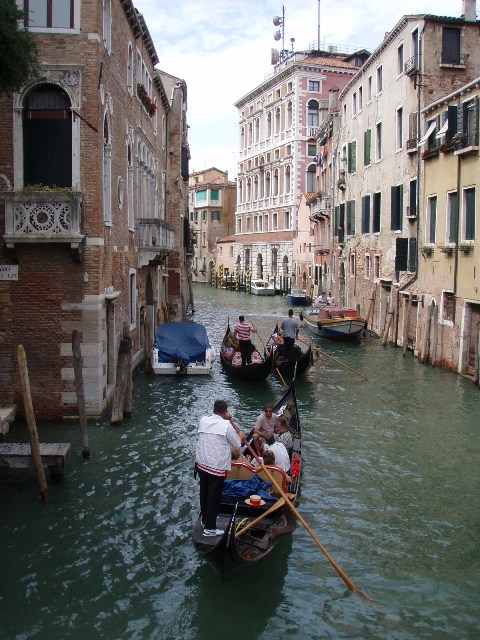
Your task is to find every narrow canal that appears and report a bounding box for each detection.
[1,284,479,639]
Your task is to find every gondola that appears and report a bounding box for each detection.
[219,324,275,381]
[266,326,314,378]
[193,382,302,581]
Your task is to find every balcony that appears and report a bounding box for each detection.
[404,55,419,77]
[440,52,467,68]
[406,138,418,154]
[137,218,175,267]
[454,132,479,156]
[3,190,83,250]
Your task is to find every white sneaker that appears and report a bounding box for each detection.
[202,528,224,537]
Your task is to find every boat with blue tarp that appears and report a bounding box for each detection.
[151,322,215,375]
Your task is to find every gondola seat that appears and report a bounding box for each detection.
[226,461,257,481]
[256,465,289,494]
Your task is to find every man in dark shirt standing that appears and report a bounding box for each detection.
[280,308,299,360]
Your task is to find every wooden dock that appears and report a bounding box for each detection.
[0,442,71,480]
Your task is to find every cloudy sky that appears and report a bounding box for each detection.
[134,0,469,178]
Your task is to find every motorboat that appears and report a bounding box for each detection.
[151,322,215,374]
[250,279,275,296]
[287,288,310,306]
[300,307,365,341]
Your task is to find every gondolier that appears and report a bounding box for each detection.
[234,315,257,366]
[196,400,247,537]
[280,309,299,360]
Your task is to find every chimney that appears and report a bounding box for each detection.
[462,0,477,21]
[329,86,339,112]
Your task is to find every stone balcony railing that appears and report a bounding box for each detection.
[137,218,175,267]
[3,190,84,249]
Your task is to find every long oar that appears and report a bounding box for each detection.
[296,336,368,380]
[230,420,373,601]
[235,497,286,538]
[258,331,287,386]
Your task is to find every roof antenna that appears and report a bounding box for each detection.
[317,0,321,50]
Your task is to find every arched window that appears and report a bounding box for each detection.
[127,44,133,93]
[253,175,259,200]
[267,112,272,138]
[273,169,279,196]
[246,177,252,202]
[275,107,281,133]
[265,171,271,197]
[271,248,278,275]
[238,180,243,204]
[240,127,245,149]
[308,99,319,129]
[103,114,112,223]
[306,163,316,192]
[23,84,72,187]
[282,255,289,275]
[248,122,253,145]
[285,166,291,194]
[255,118,260,142]
[287,101,293,128]
[256,253,263,279]
[127,143,134,228]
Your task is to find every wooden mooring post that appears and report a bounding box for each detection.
[111,323,132,426]
[382,310,394,346]
[420,304,433,365]
[72,330,90,457]
[17,345,48,502]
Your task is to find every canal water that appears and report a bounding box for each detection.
[1,284,479,639]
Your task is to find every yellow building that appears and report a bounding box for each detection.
[418,77,480,375]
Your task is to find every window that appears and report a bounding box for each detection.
[103,0,112,53]
[287,101,293,128]
[24,0,75,28]
[352,92,357,116]
[309,80,320,91]
[308,100,319,128]
[396,107,403,150]
[373,192,381,233]
[364,129,371,166]
[365,254,371,278]
[211,211,220,222]
[346,200,356,235]
[127,44,134,93]
[374,255,380,279]
[409,180,417,218]
[358,86,363,111]
[447,191,459,243]
[409,237,417,272]
[375,122,382,160]
[367,76,372,102]
[350,253,356,276]
[442,291,454,322]
[202,210,207,221]
[397,44,404,76]
[272,212,278,230]
[408,111,418,145]
[347,141,356,173]
[376,65,383,94]
[395,238,408,272]
[306,164,316,192]
[391,185,403,231]
[196,190,207,202]
[285,166,291,193]
[442,28,461,64]
[267,112,272,137]
[463,187,475,241]
[273,169,279,196]
[275,107,281,133]
[307,142,317,156]
[427,196,437,243]
[458,97,479,147]
[103,114,112,224]
[284,210,290,229]
[211,189,219,201]
[127,143,134,228]
[361,195,371,233]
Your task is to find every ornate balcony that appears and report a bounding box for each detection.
[137,218,175,267]
[3,190,83,250]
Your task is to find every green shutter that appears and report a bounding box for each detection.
[391,185,402,231]
[395,237,408,272]
[347,200,356,235]
[408,237,417,271]
[465,188,475,240]
[447,105,457,141]
[373,192,381,233]
[364,129,371,165]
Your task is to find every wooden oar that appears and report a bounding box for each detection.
[235,497,286,538]
[296,337,368,380]
[230,419,372,601]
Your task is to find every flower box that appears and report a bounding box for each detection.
[137,83,157,117]
[459,244,474,253]
[440,246,454,254]
[421,246,434,255]
[422,146,440,160]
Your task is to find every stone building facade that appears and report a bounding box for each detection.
[0,1,191,419]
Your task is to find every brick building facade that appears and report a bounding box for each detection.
[0,1,192,419]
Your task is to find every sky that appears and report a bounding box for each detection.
[134,0,470,179]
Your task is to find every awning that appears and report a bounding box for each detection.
[418,121,436,146]
[436,120,449,137]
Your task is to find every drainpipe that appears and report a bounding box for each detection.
[452,149,461,326]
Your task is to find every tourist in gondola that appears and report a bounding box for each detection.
[280,308,299,360]
[263,432,291,473]
[196,400,247,537]
[234,315,257,366]
[252,403,279,455]
[274,416,293,455]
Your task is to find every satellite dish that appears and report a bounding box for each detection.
[273,30,281,41]
[273,16,282,26]
[271,48,279,65]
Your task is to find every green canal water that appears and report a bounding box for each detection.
[1,285,479,639]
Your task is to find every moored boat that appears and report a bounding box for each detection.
[301,306,365,341]
[219,324,274,381]
[151,322,215,375]
[287,288,310,306]
[250,278,275,296]
[192,382,302,581]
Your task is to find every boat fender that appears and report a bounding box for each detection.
[299,312,304,321]
[317,322,322,330]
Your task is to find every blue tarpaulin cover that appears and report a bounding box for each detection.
[222,476,275,502]
[153,322,210,365]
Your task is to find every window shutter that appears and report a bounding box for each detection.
[447,105,457,140]
[409,180,417,217]
[408,237,417,272]
[334,206,339,236]
[409,112,417,140]
[465,188,475,240]
[473,96,479,145]
[364,129,371,165]
[395,237,408,272]
[457,102,464,135]
[347,200,356,234]
[373,192,381,233]
[391,185,402,231]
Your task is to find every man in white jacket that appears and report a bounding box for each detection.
[196,399,246,537]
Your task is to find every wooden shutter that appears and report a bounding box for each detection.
[362,195,370,233]
[395,237,408,272]
[447,105,457,141]
[347,200,356,235]
[409,112,417,140]
[373,192,381,233]
[408,237,417,272]
[391,185,402,231]
[472,96,479,145]
[465,188,475,240]
[409,180,417,217]
[364,129,371,165]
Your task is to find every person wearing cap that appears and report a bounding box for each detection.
[234,315,257,366]
[196,399,247,537]
[280,308,299,360]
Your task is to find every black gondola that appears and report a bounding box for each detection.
[192,382,302,581]
[219,324,275,381]
[266,326,314,378]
